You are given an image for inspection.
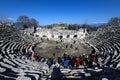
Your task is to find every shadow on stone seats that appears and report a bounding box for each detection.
[49,67,65,80]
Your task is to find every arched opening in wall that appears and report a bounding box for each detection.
[58,35,63,39]
[43,35,47,37]
[74,35,77,38]
[36,35,39,37]
[66,35,70,38]
[52,35,54,38]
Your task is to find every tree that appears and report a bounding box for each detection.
[23,24,28,29]
[58,22,67,27]
[16,16,39,29]
[17,16,29,23]
[81,24,88,28]
[16,16,31,29]
[30,18,39,26]
[30,18,39,33]
[81,24,98,34]
[108,17,120,26]
[68,24,81,30]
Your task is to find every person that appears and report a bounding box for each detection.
[70,56,76,68]
[76,57,81,68]
[53,53,55,58]
[33,53,38,61]
[37,56,42,62]
[82,55,88,67]
[73,40,76,44]
[51,57,56,64]
[57,57,62,64]
[63,52,67,58]
[67,55,71,67]
[22,48,26,54]
[70,44,73,48]
[88,57,93,68]
[47,58,52,68]
[61,57,65,66]
[63,58,69,68]
[66,44,68,48]
[28,51,32,60]
[25,43,29,47]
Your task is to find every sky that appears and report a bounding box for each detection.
[0,0,120,25]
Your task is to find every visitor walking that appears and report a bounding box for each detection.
[76,57,81,68]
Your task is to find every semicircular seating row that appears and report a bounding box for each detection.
[0,27,49,80]
[94,28,120,70]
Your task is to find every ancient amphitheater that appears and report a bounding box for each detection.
[22,27,91,57]
[0,24,120,80]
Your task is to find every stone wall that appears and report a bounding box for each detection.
[34,28,87,41]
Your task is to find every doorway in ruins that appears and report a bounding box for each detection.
[58,35,63,39]
[66,35,70,38]
[74,35,77,38]
[51,35,54,38]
